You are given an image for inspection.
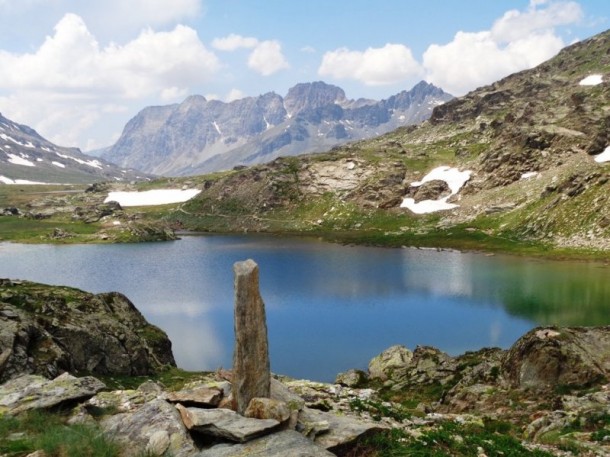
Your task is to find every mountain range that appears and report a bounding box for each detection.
[0,113,144,184]
[165,28,610,252]
[101,81,453,176]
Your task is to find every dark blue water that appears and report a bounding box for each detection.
[0,235,608,381]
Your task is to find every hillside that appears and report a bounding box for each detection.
[101,81,452,176]
[0,113,146,184]
[162,29,610,254]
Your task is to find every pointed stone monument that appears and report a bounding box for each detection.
[232,259,271,415]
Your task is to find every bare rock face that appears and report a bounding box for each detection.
[232,260,271,415]
[368,344,413,381]
[0,279,176,383]
[502,326,610,389]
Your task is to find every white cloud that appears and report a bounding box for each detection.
[490,0,583,43]
[226,88,245,102]
[301,45,316,54]
[78,0,202,38]
[212,34,289,77]
[318,43,422,86]
[160,86,189,102]
[0,14,220,97]
[247,40,290,76]
[0,13,220,148]
[212,33,259,51]
[422,0,583,95]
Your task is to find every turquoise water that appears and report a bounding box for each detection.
[0,235,608,381]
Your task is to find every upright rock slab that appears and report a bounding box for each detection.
[232,260,271,415]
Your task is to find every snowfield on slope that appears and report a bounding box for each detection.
[401,166,472,214]
[104,189,201,207]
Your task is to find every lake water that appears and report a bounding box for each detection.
[0,235,608,382]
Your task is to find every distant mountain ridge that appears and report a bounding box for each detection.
[0,113,144,184]
[102,81,453,176]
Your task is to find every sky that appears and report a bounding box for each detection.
[0,0,607,152]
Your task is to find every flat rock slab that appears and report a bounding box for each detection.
[101,399,197,457]
[197,430,335,457]
[298,407,385,453]
[166,386,223,407]
[177,404,279,443]
[0,373,105,414]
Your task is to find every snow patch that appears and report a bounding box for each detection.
[579,74,603,86]
[52,161,66,168]
[56,152,102,169]
[400,166,472,214]
[0,175,47,185]
[521,171,539,179]
[104,189,201,207]
[212,121,222,135]
[7,153,35,167]
[594,146,610,163]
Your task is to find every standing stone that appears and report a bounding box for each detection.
[233,259,271,415]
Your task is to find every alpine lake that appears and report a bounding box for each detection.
[0,235,608,382]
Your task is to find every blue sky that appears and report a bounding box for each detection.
[0,0,607,151]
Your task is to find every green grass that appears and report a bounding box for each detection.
[0,410,119,457]
[352,421,555,457]
[97,367,215,391]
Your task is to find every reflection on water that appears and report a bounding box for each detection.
[0,236,608,381]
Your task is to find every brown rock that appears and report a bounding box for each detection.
[166,387,223,407]
[232,260,271,415]
[245,397,291,424]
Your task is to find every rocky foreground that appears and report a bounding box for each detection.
[2,279,610,456]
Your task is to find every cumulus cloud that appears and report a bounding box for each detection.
[226,88,245,102]
[247,40,290,76]
[318,43,422,86]
[212,33,258,51]
[213,34,290,76]
[0,12,219,148]
[0,13,219,97]
[422,0,583,95]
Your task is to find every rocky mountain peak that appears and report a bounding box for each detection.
[0,112,143,184]
[102,81,453,176]
[283,81,347,117]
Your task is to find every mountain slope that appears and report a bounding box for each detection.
[0,113,145,184]
[163,29,610,253]
[102,81,452,176]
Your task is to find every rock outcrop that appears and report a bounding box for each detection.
[232,260,271,414]
[502,326,610,389]
[0,279,176,382]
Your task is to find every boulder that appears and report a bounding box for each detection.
[166,386,223,408]
[197,430,335,456]
[101,399,197,457]
[176,405,280,443]
[245,397,291,424]
[232,260,271,414]
[297,406,384,454]
[0,373,105,415]
[368,345,413,381]
[502,326,610,390]
[0,279,176,382]
[335,369,368,387]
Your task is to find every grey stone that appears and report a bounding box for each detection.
[270,378,305,412]
[197,430,335,457]
[335,369,368,387]
[166,386,223,407]
[232,260,270,414]
[297,407,384,453]
[177,404,279,443]
[0,373,105,415]
[101,399,196,457]
[368,345,413,381]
